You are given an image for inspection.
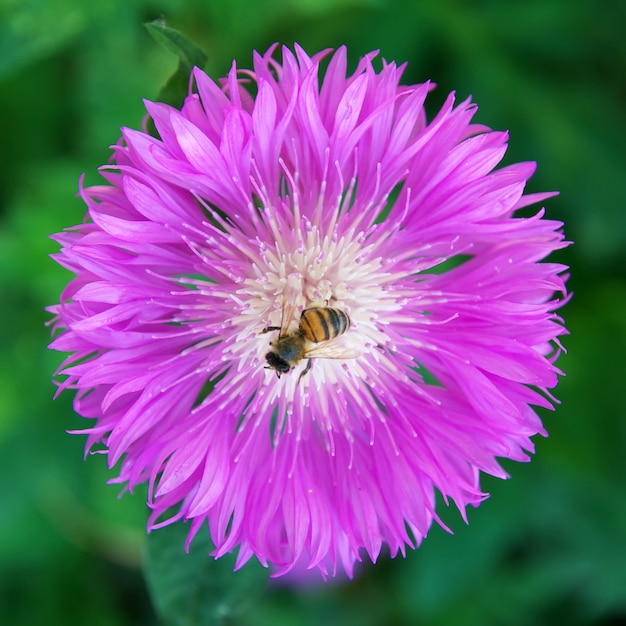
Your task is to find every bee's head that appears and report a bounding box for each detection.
[265,351,291,378]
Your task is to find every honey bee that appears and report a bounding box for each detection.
[262,306,353,380]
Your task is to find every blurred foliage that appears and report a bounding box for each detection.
[0,0,625,624]
[144,521,268,625]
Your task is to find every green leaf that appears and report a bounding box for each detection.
[144,19,208,110]
[144,521,269,626]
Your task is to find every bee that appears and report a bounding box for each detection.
[262,306,353,381]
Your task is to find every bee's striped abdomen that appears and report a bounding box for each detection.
[300,307,350,343]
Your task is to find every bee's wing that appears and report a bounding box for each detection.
[303,342,361,360]
[279,297,300,337]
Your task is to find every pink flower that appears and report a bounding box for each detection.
[49,44,569,578]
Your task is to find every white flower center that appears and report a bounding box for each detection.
[224,217,402,396]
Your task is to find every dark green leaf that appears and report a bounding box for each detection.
[144,521,269,626]
[144,20,208,110]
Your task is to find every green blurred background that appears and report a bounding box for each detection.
[1,0,625,624]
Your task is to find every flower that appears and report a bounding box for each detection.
[49,43,569,578]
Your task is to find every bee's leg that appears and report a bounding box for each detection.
[264,364,282,378]
[261,326,281,334]
[298,359,313,383]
